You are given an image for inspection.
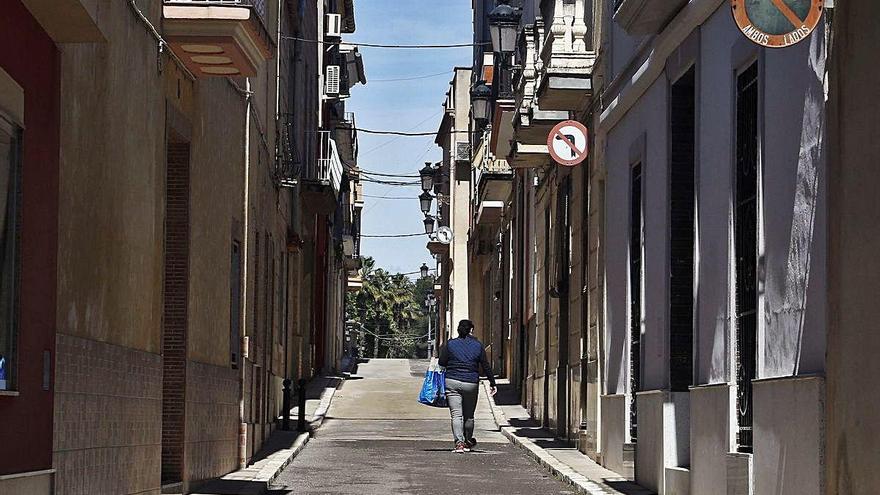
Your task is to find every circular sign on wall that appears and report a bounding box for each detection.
[547,121,589,167]
[731,0,824,48]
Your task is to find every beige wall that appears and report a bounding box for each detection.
[187,80,247,367]
[56,0,172,354]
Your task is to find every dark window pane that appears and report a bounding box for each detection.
[0,116,20,392]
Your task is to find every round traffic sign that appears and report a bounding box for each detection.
[731,0,824,48]
[547,121,589,167]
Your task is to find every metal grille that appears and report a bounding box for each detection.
[455,142,472,162]
[276,113,301,187]
[734,62,759,453]
[629,163,643,441]
[669,68,696,393]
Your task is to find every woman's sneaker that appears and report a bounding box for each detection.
[467,438,478,450]
[453,442,469,453]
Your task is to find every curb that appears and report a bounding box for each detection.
[482,382,640,495]
[197,376,345,494]
[261,376,345,488]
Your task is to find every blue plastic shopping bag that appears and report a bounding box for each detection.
[418,358,447,407]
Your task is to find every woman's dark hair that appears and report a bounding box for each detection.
[457,319,474,338]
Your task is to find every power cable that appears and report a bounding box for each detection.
[360,232,427,238]
[282,36,488,49]
[370,70,452,82]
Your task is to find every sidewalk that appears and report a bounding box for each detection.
[189,374,345,495]
[484,380,655,495]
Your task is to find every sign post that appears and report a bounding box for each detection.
[731,0,825,48]
[547,120,589,167]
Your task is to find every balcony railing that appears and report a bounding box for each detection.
[318,131,343,195]
[277,113,300,187]
[165,0,267,25]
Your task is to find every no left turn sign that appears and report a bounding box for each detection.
[548,121,589,167]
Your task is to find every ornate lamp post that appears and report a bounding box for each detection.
[419,191,434,215]
[420,263,430,279]
[423,214,436,235]
[488,0,521,55]
[419,162,436,192]
[470,80,492,124]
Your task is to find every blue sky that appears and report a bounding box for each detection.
[346,1,472,275]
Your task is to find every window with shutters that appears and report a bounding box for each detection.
[669,68,696,393]
[734,62,759,453]
[629,162,643,441]
[0,114,21,392]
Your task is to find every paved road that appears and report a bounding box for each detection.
[270,359,576,495]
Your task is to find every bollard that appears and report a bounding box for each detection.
[282,378,292,431]
[297,378,307,432]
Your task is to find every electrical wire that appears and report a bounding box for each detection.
[359,170,421,178]
[356,128,468,137]
[360,232,427,238]
[361,194,417,200]
[370,70,452,82]
[360,110,443,156]
[282,36,488,49]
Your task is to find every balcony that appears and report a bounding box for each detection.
[536,0,596,111]
[302,131,343,214]
[613,0,688,35]
[474,141,512,228]
[21,0,105,42]
[507,25,551,168]
[162,0,273,77]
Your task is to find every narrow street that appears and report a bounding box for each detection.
[269,359,576,494]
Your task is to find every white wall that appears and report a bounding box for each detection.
[603,76,668,395]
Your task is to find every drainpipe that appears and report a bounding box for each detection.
[238,78,252,470]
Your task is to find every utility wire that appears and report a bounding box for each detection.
[282,36,488,49]
[360,232,427,238]
[370,70,452,82]
[362,194,417,200]
[359,170,421,178]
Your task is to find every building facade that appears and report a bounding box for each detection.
[600,1,827,493]
[449,1,841,494]
[0,0,364,493]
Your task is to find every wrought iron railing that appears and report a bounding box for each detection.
[164,0,267,25]
[276,113,300,187]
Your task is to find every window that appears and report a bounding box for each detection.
[0,115,21,392]
[629,162,643,441]
[669,68,696,392]
[734,62,759,453]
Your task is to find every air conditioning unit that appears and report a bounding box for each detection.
[325,65,341,97]
[455,142,471,162]
[326,13,342,38]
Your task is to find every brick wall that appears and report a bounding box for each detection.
[185,360,239,483]
[53,334,162,495]
[162,142,190,484]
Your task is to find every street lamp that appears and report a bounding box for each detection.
[423,214,436,235]
[419,191,434,215]
[419,162,436,192]
[420,263,430,279]
[488,0,521,55]
[471,80,492,124]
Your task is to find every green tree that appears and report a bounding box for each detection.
[346,257,427,358]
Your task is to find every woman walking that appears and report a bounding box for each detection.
[438,319,497,453]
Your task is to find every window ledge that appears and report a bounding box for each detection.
[0,390,20,397]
